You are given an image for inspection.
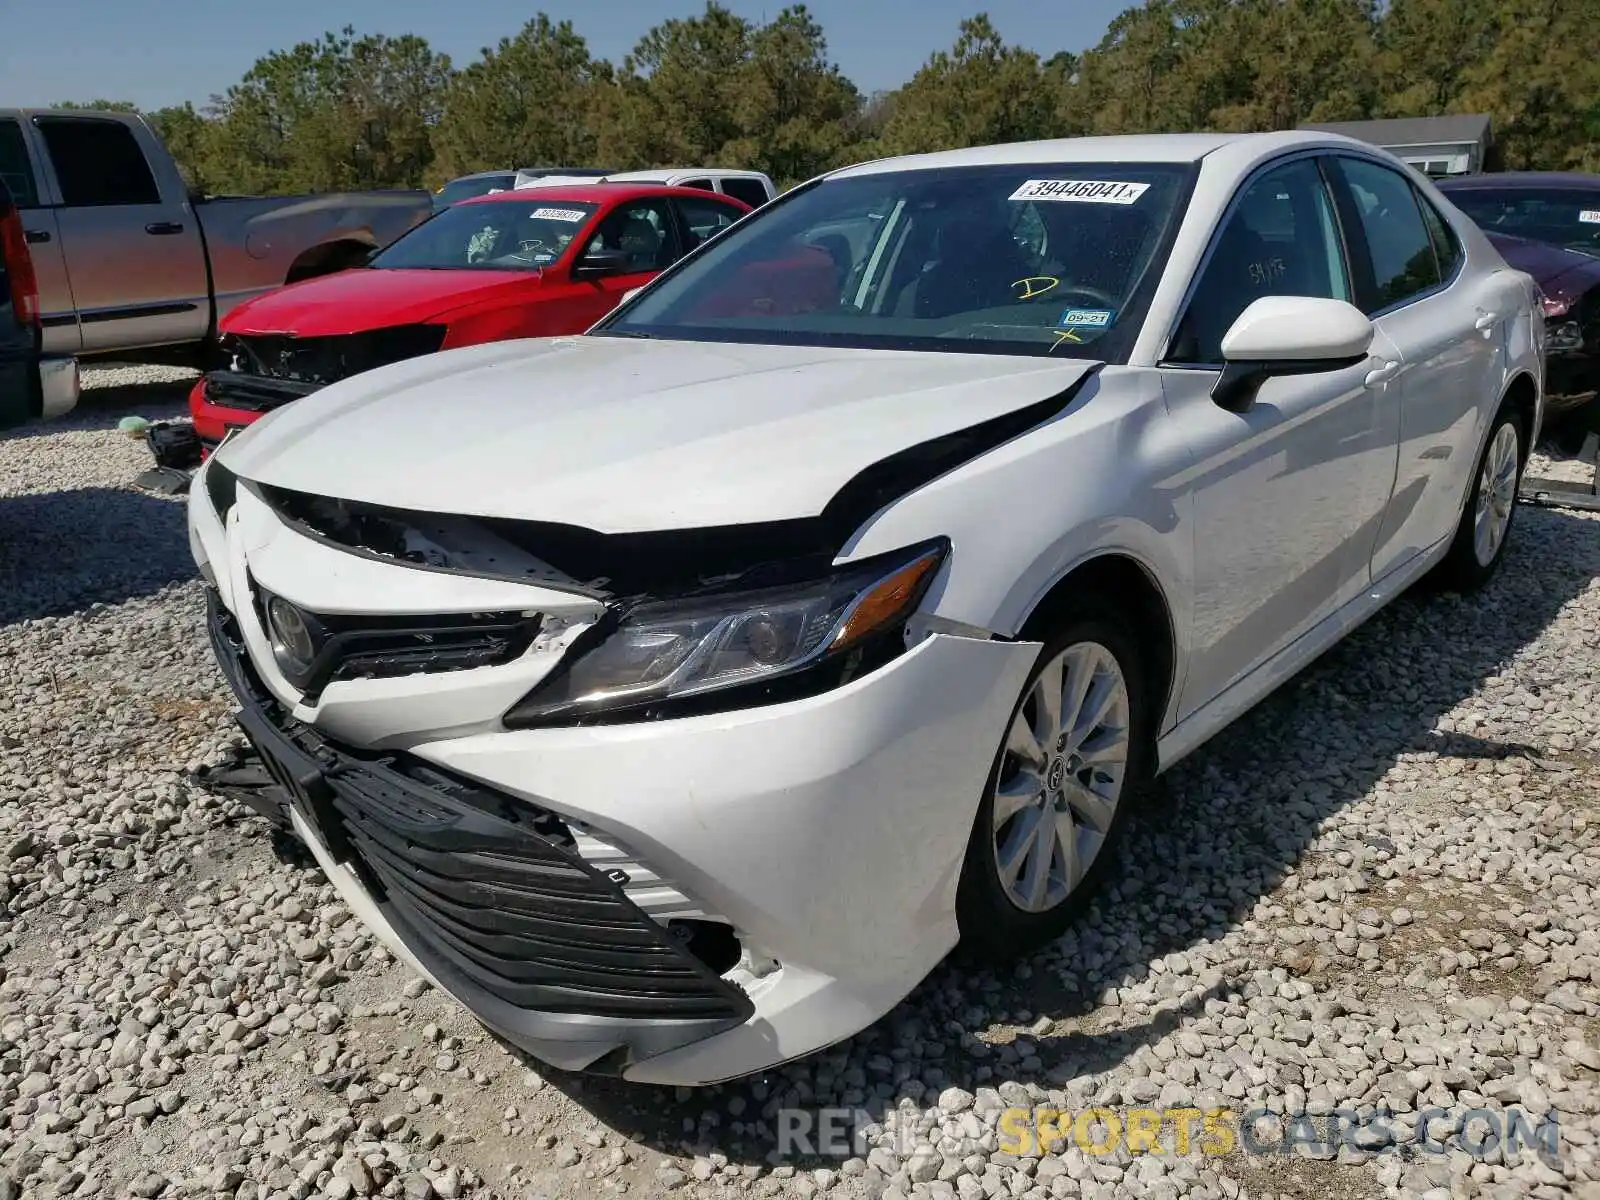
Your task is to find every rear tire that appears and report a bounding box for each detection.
[1435,404,1525,593]
[954,600,1153,967]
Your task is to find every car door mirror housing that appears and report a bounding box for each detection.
[1212,296,1375,413]
[573,247,631,280]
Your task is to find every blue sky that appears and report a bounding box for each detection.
[5,0,1127,111]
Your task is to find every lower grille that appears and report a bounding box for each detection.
[206,593,752,1027]
[203,370,321,413]
[230,325,448,387]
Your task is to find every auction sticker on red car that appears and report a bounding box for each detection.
[530,207,590,222]
[1009,179,1150,205]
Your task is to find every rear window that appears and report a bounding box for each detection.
[1445,186,1600,256]
[722,178,771,209]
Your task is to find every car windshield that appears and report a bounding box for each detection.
[434,175,516,209]
[1446,187,1600,257]
[597,163,1192,359]
[370,200,601,271]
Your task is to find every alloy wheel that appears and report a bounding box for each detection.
[991,641,1130,914]
[1473,421,1520,567]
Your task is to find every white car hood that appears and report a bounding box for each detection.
[219,336,1100,533]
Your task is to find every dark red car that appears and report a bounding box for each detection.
[1438,173,1600,417]
[188,183,750,452]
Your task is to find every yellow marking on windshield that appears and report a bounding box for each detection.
[1013,276,1059,301]
[1050,328,1084,352]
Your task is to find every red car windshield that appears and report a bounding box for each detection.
[371,200,601,271]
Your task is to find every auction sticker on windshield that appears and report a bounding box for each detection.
[1580,210,1600,224]
[1010,180,1150,205]
[530,207,589,222]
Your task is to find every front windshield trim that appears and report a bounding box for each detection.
[591,161,1200,364]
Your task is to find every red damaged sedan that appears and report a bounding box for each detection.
[188,183,750,451]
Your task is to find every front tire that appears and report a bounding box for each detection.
[1436,405,1525,593]
[955,601,1153,966]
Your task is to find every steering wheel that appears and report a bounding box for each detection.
[1051,284,1121,310]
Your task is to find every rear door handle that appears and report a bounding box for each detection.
[145,222,184,236]
[1475,311,1500,331]
[1364,360,1401,387]
[23,229,50,244]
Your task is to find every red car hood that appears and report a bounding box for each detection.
[223,268,544,336]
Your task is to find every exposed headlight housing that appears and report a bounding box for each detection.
[504,539,949,727]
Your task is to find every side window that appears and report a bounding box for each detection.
[1169,158,1351,365]
[721,178,771,209]
[675,196,742,251]
[1335,157,1441,312]
[681,178,714,192]
[1415,189,1462,280]
[584,200,678,273]
[34,118,160,207]
[0,121,39,208]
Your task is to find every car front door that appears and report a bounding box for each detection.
[31,115,210,353]
[0,117,77,354]
[568,197,682,327]
[1324,155,1513,582]
[1160,155,1402,720]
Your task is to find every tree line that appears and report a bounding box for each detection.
[59,0,1600,198]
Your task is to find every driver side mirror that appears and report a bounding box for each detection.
[1212,296,1374,412]
[573,247,631,280]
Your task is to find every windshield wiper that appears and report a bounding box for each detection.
[597,329,656,339]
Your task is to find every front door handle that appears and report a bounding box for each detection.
[1364,360,1401,387]
[23,228,50,244]
[145,221,184,236]
[1474,311,1500,331]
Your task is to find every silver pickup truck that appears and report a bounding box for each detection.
[0,109,431,361]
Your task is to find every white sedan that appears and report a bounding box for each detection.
[188,130,1543,1086]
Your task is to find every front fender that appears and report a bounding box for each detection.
[841,367,1195,723]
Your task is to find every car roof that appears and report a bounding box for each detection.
[447,169,519,183]
[606,168,770,181]
[1437,172,1600,189]
[827,131,1342,178]
[454,182,752,208]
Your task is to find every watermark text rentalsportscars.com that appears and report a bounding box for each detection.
[775,1104,1563,1163]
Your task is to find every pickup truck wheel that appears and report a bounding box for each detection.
[954,602,1153,967]
[1437,405,1525,593]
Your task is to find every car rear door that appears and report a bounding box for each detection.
[0,115,77,354]
[30,114,210,353]
[1323,154,1510,582]
[671,193,746,255]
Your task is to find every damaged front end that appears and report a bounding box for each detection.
[210,324,449,414]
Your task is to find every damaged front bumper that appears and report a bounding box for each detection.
[189,460,1040,1084]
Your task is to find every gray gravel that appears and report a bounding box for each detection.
[0,367,1594,1199]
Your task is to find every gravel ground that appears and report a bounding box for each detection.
[0,364,1595,1200]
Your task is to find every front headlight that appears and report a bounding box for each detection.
[503,539,948,727]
